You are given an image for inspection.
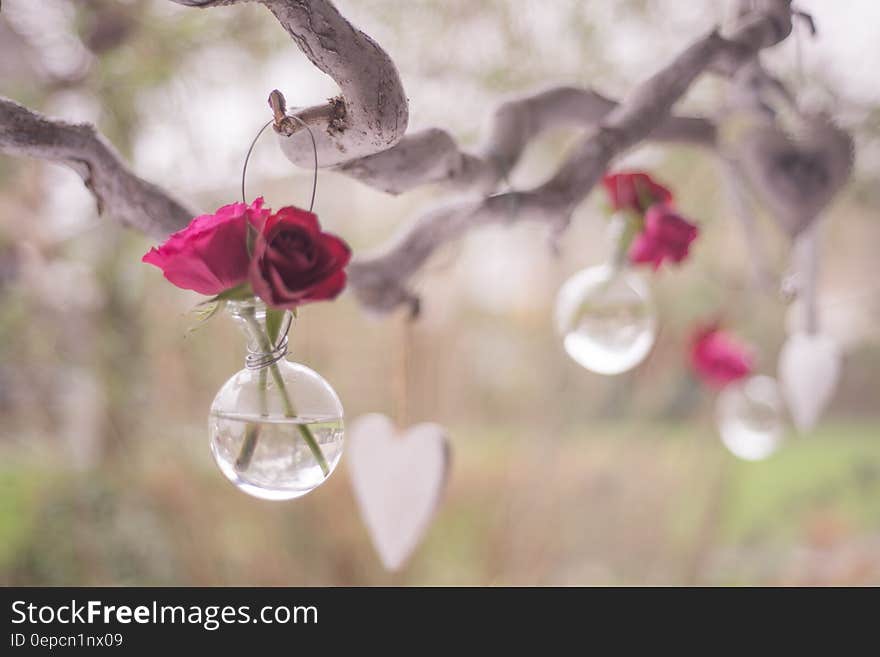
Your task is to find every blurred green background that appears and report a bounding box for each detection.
[1,0,879,585]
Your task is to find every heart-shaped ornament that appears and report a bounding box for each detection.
[778,331,841,431]
[736,114,853,237]
[347,413,451,571]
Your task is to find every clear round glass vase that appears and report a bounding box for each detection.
[716,375,785,461]
[209,299,344,500]
[554,262,657,375]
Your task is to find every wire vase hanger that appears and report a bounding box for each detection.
[240,89,319,212]
[238,90,321,358]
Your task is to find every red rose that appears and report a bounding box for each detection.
[602,171,673,214]
[249,206,351,309]
[142,198,268,295]
[628,204,699,270]
[690,324,754,389]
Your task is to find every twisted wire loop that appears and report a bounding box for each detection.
[238,98,318,371]
[245,311,293,371]
[241,109,319,212]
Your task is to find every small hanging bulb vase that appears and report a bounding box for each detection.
[716,375,785,461]
[554,213,657,375]
[209,299,344,500]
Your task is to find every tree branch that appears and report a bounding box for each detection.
[349,1,797,315]
[335,86,717,196]
[0,97,194,240]
[0,0,811,318]
[261,0,408,166]
[171,0,409,166]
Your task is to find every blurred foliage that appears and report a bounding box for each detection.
[2,423,879,585]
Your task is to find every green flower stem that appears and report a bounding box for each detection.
[267,361,330,477]
[235,422,260,471]
[235,367,266,472]
[611,210,642,271]
[240,309,330,477]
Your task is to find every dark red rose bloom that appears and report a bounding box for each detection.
[629,204,699,270]
[249,206,351,309]
[602,171,673,214]
[142,198,268,295]
[690,324,754,390]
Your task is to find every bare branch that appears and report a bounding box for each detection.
[204,3,716,197]
[261,0,408,166]
[336,86,717,196]
[2,0,824,321]
[170,0,409,167]
[349,1,797,315]
[0,98,194,240]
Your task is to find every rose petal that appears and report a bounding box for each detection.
[248,209,351,309]
[602,172,673,213]
[141,199,260,295]
[690,325,754,389]
[301,268,347,302]
[264,206,321,237]
[629,204,698,270]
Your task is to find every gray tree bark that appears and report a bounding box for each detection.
[1,0,843,315]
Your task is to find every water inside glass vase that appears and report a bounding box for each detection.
[208,299,344,500]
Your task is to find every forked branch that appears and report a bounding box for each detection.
[0,0,810,315]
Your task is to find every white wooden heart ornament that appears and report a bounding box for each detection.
[347,413,451,571]
[778,332,841,431]
[736,114,853,237]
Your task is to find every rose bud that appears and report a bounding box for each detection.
[249,206,351,309]
[690,324,754,390]
[142,198,268,295]
[602,171,673,214]
[628,204,699,270]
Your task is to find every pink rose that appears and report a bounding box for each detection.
[629,204,699,270]
[249,206,351,309]
[143,198,268,295]
[690,324,754,389]
[602,171,673,214]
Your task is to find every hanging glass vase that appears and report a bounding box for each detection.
[716,375,785,461]
[554,213,657,375]
[209,298,344,500]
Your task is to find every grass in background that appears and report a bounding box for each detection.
[1,420,878,586]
